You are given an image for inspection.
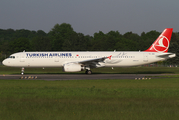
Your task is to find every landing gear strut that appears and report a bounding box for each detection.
[21,67,24,75]
[85,70,92,74]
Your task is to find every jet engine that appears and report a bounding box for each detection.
[63,63,85,72]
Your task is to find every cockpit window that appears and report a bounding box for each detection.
[8,56,15,59]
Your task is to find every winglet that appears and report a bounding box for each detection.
[145,28,173,52]
[108,55,112,60]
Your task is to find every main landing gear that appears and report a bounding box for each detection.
[85,69,92,74]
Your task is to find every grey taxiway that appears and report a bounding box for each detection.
[0,74,168,80]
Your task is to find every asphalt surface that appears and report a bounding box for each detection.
[0,74,167,80]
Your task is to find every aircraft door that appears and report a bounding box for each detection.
[20,54,25,62]
[54,56,59,62]
[143,53,148,62]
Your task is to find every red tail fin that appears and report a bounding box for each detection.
[145,28,173,52]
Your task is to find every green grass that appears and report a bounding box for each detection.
[0,78,179,120]
[0,65,179,74]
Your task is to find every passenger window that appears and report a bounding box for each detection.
[8,56,15,59]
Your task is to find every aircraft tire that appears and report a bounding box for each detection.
[86,70,92,74]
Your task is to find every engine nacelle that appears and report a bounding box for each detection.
[63,63,85,72]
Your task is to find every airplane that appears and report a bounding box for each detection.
[2,28,176,75]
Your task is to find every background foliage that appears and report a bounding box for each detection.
[0,23,178,64]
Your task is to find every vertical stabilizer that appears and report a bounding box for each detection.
[145,28,173,52]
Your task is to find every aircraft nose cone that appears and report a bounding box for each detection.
[2,59,8,66]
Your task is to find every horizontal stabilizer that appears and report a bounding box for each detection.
[156,53,176,59]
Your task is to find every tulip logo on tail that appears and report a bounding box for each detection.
[150,35,169,52]
[145,28,173,53]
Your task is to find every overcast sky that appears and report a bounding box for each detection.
[1,0,179,35]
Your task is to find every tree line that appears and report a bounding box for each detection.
[0,23,178,65]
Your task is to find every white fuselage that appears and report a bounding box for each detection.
[2,51,175,68]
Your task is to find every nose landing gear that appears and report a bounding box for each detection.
[21,67,24,75]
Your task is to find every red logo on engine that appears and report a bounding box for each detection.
[152,35,169,52]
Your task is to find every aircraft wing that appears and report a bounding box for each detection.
[73,56,112,68]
